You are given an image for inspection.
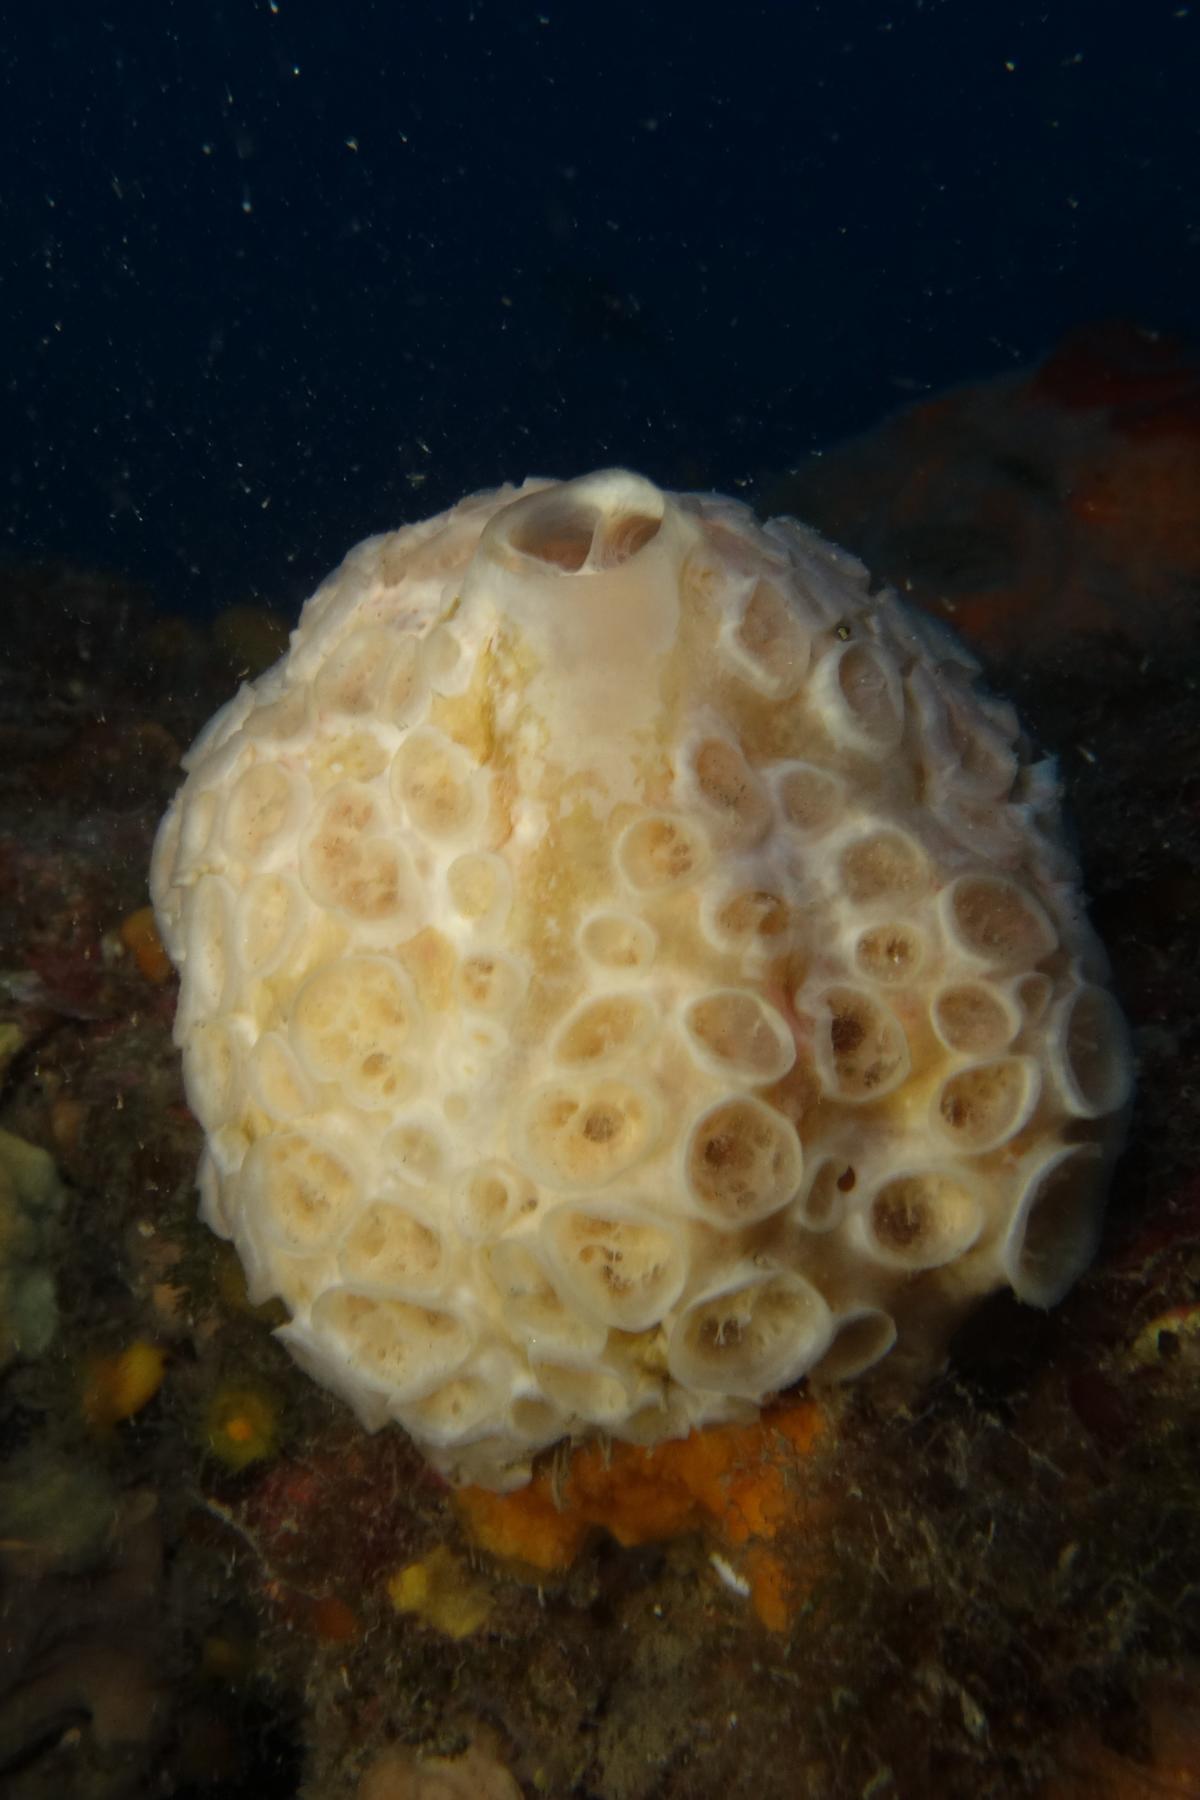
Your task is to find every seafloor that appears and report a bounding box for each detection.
[0,322,1197,1800]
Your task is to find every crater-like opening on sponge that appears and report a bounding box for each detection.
[178,875,234,1030]
[401,1373,498,1447]
[300,784,416,924]
[814,1307,897,1381]
[862,1169,983,1270]
[578,909,657,971]
[839,828,929,907]
[290,955,423,1109]
[337,1199,447,1295]
[222,760,299,861]
[182,1018,243,1133]
[235,871,309,979]
[822,640,905,751]
[942,873,1057,971]
[454,1160,536,1240]
[1049,983,1133,1118]
[447,852,512,932]
[314,625,399,717]
[668,1271,832,1398]
[682,988,796,1085]
[934,1056,1041,1154]
[504,486,664,575]
[552,993,656,1066]
[685,1096,803,1226]
[616,812,709,892]
[541,1203,685,1331]
[854,921,927,986]
[456,948,526,1014]
[1003,1143,1104,1306]
[383,637,427,726]
[726,578,811,698]
[241,1130,360,1253]
[485,1240,606,1358]
[390,727,483,841]
[532,1358,631,1427]
[312,1289,471,1400]
[509,499,597,572]
[774,761,844,836]
[930,980,1018,1055]
[685,736,771,846]
[382,1116,449,1187]
[600,510,662,565]
[523,1079,662,1188]
[177,788,218,873]
[815,985,910,1101]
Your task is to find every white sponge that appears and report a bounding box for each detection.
[152,470,1132,1488]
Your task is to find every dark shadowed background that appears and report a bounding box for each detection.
[2,0,1197,614]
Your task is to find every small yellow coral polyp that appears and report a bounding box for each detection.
[82,1340,167,1427]
[117,905,172,985]
[386,1544,493,1639]
[205,1384,279,1469]
[456,1398,823,1628]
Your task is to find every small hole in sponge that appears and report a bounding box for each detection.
[793,1156,850,1231]
[457,950,524,1013]
[453,1160,535,1240]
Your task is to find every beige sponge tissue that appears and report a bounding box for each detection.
[151,470,1132,1488]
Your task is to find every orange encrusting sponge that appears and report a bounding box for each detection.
[455,1398,824,1630]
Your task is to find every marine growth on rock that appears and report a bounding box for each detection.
[151,470,1132,1488]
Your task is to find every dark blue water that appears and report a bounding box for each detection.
[3,0,1196,616]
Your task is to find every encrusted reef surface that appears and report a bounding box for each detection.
[0,329,1198,1800]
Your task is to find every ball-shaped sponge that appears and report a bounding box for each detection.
[152,471,1132,1488]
